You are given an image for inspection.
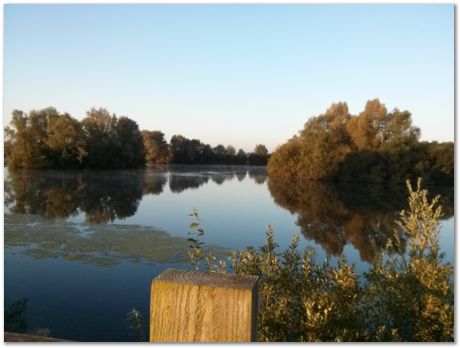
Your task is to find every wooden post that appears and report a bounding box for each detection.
[150,268,258,342]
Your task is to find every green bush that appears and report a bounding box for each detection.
[190,179,454,342]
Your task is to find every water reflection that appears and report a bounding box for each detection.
[267,177,454,261]
[168,174,212,193]
[5,167,269,222]
[143,174,167,195]
[4,168,454,263]
[5,170,163,224]
[248,166,267,185]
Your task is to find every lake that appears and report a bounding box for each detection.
[4,166,454,342]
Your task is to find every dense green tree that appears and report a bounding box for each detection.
[249,144,270,165]
[5,108,57,169]
[142,130,171,166]
[297,102,352,180]
[114,117,145,168]
[170,135,213,164]
[211,144,226,164]
[254,144,269,156]
[268,100,452,184]
[5,110,32,169]
[225,145,236,157]
[189,139,204,163]
[170,135,192,163]
[267,137,302,179]
[5,106,259,169]
[213,144,226,155]
[347,99,388,150]
[81,108,118,169]
[236,149,248,165]
[201,144,215,163]
[46,113,87,168]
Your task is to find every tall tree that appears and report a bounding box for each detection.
[267,100,445,184]
[213,144,226,164]
[236,149,248,165]
[297,102,352,179]
[46,113,87,168]
[226,145,236,164]
[115,117,145,168]
[81,107,118,168]
[5,108,53,169]
[142,130,171,166]
[254,144,269,156]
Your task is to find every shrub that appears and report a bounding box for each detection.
[188,179,454,342]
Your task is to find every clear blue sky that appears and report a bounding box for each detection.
[4,4,454,152]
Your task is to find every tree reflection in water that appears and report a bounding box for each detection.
[168,174,209,193]
[248,166,267,185]
[5,170,163,224]
[4,168,453,263]
[267,177,454,262]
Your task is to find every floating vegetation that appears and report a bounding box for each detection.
[5,214,228,267]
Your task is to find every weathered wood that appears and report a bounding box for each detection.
[150,268,258,342]
[4,332,69,342]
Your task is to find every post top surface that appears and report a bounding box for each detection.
[153,268,258,290]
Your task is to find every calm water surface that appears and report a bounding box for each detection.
[4,166,454,341]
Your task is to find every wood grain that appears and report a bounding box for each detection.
[150,268,258,342]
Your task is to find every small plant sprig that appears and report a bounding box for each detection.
[187,209,228,272]
[127,307,146,342]
[205,251,228,273]
[187,209,205,271]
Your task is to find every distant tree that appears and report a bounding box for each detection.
[189,139,204,163]
[5,108,55,169]
[46,113,87,168]
[347,99,420,151]
[347,99,388,150]
[236,149,248,165]
[267,137,302,179]
[170,135,203,164]
[225,145,236,164]
[213,144,226,156]
[425,142,454,183]
[254,144,269,156]
[202,144,215,163]
[296,102,352,179]
[268,99,451,184]
[248,144,270,165]
[170,135,188,163]
[81,107,118,169]
[226,145,236,156]
[142,130,171,166]
[5,110,32,169]
[115,117,145,168]
[213,144,226,164]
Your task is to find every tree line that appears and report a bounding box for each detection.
[4,107,270,169]
[268,99,453,184]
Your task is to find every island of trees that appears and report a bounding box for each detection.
[4,107,270,170]
[268,99,453,184]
